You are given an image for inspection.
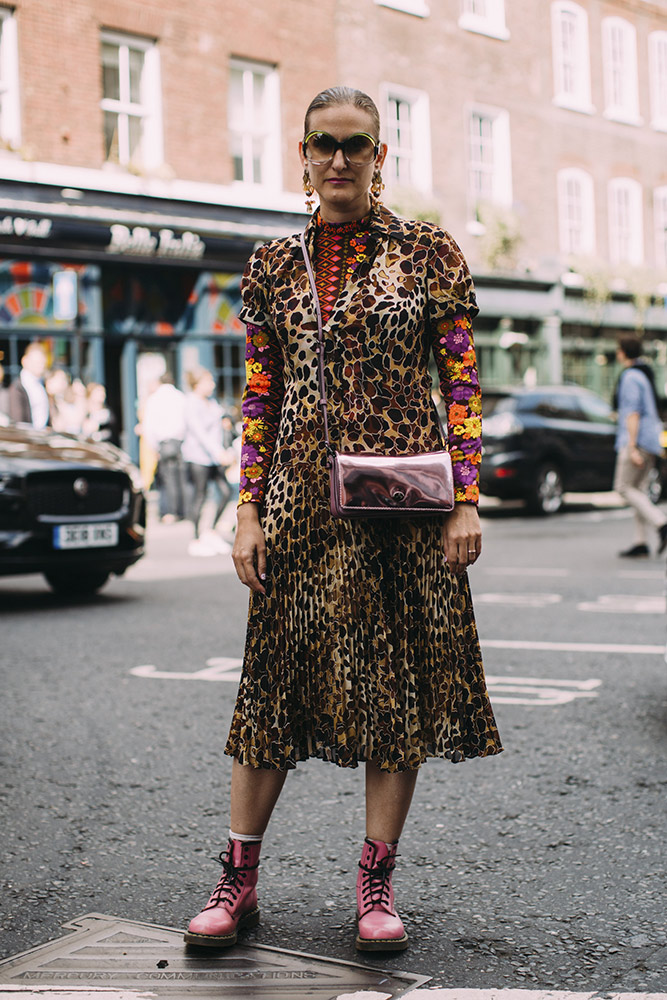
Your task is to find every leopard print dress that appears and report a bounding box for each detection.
[224,205,502,772]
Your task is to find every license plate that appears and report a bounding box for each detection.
[53,523,119,550]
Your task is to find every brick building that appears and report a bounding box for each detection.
[0,0,666,456]
[0,0,334,454]
[335,0,667,394]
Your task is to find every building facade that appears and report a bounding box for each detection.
[335,0,667,395]
[0,0,666,458]
[0,0,336,455]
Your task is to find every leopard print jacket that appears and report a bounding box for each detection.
[238,203,482,506]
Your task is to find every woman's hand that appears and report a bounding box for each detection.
[232,503,267,595]
[441,503,482,575]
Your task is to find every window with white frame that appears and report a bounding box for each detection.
[459,0,509,41]
[466,105,512,223]
[228,59,281,188]
[380,85,432,193]
[557,168,595,256]
[0,8,21,150]
[551,2,593,113]
[602,17,641,124]
[649,32,667,130]
[101,31,163,170]
[654,187,667,268]
[608,178,644,266]
[374,0,430,16]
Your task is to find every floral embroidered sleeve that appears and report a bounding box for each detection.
[426,231,482,505]
[238,323,285,506]
[431,312,482,505]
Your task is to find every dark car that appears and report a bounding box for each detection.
[480,385,620,514]
[0,420,145,594]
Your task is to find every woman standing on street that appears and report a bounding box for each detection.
[185,86,502,953]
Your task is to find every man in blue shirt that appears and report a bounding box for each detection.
[614,336,667,557]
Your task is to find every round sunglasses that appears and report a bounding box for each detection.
[303,130,379,166]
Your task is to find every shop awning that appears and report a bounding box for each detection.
[0,180,307,271]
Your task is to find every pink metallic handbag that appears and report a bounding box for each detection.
[300,232,455,519]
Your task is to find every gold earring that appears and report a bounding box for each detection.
[303,168,315,213]
[371,168,384,202]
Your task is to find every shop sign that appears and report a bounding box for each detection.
[0,215,53,239]
[107,224,206,260]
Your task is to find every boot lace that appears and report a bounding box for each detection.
[359,854,396,915]
[203,849,247,911]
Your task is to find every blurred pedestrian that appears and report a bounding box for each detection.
[141,373,186,522]
[82,381,118,445]
[0,363,8,417]
[134,376,160,491]
[182,367,233,556]
[218,412,241,526]
[185,86,502,955]
[614,335,667,557]
[8,343,50,428]
[45,369,87,435]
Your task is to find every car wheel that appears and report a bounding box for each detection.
[647,464,667,505]
[525,463,564,515]
[44,570,111,595]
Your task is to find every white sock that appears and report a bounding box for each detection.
[229,828,263,843]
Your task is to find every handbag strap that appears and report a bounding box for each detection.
[300,229,449,454]
[300,230,334,455]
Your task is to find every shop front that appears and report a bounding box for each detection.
[0,180,305,461]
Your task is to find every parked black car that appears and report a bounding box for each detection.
[0,420,145,594]
[480,384,621,514]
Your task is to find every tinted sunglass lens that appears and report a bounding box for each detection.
[344,135,376,164]
[306,134,336,162]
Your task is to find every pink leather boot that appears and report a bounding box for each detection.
[356,837,408,951]
[184,838,261,947]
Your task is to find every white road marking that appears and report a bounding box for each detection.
[130,657,242,682]
[477,593,563,608]
[484,568,571,577]
[617,569,665,580]
[577,594,666,614]
[485,676,601,705]
[478,592,665,614]
[130,661,602,706]
[484,567,665,581]
[481,639,665,654]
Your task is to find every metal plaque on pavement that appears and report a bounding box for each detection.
[0,912,429,998]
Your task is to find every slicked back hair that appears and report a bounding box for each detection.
[304,86,381,141]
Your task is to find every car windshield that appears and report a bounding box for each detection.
[482,394,515,418]
[576,391,615,423]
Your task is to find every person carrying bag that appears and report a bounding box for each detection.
[185,86,502,955]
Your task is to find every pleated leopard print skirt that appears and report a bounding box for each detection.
[225,457,502,772]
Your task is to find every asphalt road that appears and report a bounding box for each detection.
[1,496,666,992]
